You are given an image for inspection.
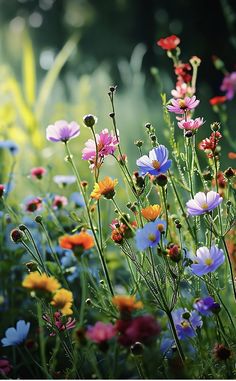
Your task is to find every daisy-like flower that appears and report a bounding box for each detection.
[22,272,61,293]
[86,322,116,344]
[172,308,202,340]
[112,295,143,312]
[177,117,205,131]
[46,120,80,143]
[141,204,162,221]
[171,83,194,99]
[53,175,76,186]
[191,246,225,276]
[25,197,42,213]
[157,35,180,50]
[220,71,236,100]
[136,145,172,176]
[30,167,47,180]
[82,129,119,169]
[59,231,94,256]
[51,289,73,315]
[91,177,118,200]
[186,191,223,216]
[52,195,68,209]
[167,96,200,114]
[1,320,30,347]
[135,219,166,251]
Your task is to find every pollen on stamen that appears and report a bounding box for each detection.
[152,160,160,169]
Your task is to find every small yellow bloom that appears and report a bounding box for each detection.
[91,176,118,200]
[141,204,162,221]
[22,272,61,293]
[112,295,143,312]
[51,288,73,315]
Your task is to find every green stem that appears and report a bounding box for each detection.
[222,237,236,302]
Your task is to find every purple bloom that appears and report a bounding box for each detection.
[135,219,166,251]
[191,246,225,276]
[136,145,171,176]
[46,120,80,143]
[193,296,219,316]
[186,191,223,216]
[1,320,30,347]
[167,96,200,114]
[172,308,202,340]
[220,71,236,100]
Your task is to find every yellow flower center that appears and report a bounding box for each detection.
[201,202,208,209]
[178,99,186,109]
[204,258,213,266]
[148,233,156,242]
[152,160,160,169]
[181,321,190,329]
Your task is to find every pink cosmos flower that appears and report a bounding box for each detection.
[42,311,76,336]
[82,129,119,169]
[186,191,223,216]
[178,117,205,131]
[86,322,116,344]
[171,83,194,98]
[167,96,200,114]
[25,197,42,212]
[52,195,68,209]
[30,167,47,180]
[220,72,236,100]
[46,120,80,143]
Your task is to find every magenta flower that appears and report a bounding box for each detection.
[82,129,119,169]
[136,145,171,176]
[167,96,200,114]
[52,195,68,209]
[86,322,116,344]
[46,120,80,143]
[220,71,236,100]
[177,117,205,131]
[30,167,47,180]
[42,311,76,336]
[191,246,225,276]
[171,83,194,98]
[186,191,223,216]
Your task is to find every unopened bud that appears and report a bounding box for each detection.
[35,215,43,223]
[134,140,143,147]
[83,114,97,128]
[155,174,168,187]
[211,122,221,132]
[10,228,24,243]
[224,167,235,179]
[130,342,144,356]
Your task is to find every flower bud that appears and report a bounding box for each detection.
[213,343,231,361]
[35,215,43,223]
[155,174,168,187]
[134,140,143,147]
[26,261,38,272]
[109,112,115,118]
[19,224,27,231]
[145,123,151,129]
[185,130,193,138]
[211,122,221,132]
[203,170,213,181]
[10,228,24,243]
[210,302,221,314]
[224,167,235,179]
[109,85,116,93]
[86,298,92,305]
[130,342,144,356]
[83,114,97,128]
[182,312,190,320]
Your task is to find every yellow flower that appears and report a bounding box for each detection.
[91,176,118,200]
[141,204,162,221]
[22,272,61,293]
[112,295,143,312]
[51,288,73,315]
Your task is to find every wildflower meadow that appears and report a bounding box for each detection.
[0,12,236,380]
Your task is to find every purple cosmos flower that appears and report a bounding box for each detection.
[136,145,172,176]
[46,120,80,143]
[172,308,202,340]
[167,96,200,114]
[186,191,223,216]
[1,320,30,346]
[177,117,205,131]
[191,246,225,276]
[53,175,76,186]
[135,219,166,251]
[193,296,220,316]
[220,71,236,100]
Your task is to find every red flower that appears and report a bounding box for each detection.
[157,35,180,50]
[0,184,4,198]
[175,63,192,84]
[228,152,236,160]
[115,315,160,346]
[209,96,227,106]
[25,197,42,212]
[30,167,47,180]
[199,131,222,157]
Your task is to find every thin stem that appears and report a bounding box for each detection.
[222,237,236,302]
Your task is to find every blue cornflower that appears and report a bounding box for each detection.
[191,246,225,276]
[0,140,19,156]
[53,175,76,186]
[136,145,171,176]
[1,320,30,347]
[70,192,85,207]
[193,296,220,316]
[135,219,166,251]
[172,308,202,340]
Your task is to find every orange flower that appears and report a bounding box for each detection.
[141,204,162,221]
[51,288,73,315]
[228,152,236,160]
[22,272,61,293]
[112,295,143,312]
[91,176,118,200]
[59,231,94,255]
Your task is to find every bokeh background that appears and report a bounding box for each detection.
[0,0,236,200]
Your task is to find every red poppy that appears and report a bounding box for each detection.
[157,35,180,50]
[209,96,227,106]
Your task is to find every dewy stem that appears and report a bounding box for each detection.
[64,142,114,296]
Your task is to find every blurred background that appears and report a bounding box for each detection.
[0,0,236,199]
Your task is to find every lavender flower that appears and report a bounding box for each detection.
[0,140,19,155]
[1,320,30,346]
[220,71,236,100]
[172,308,202,340]
[191,246,225,276]
[193,296,220,316]
[53,175,76,186]
[135,219,166,251]
[186,191,223,216]
[46,120,80,143]
[136,145,171,176]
